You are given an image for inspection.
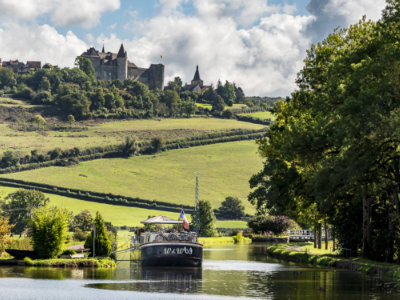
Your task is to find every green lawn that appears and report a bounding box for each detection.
[1,141,262,213]
[238,111,276,121]
[215,220,248,228]
[0,117,264,155]
[195,103,212,110]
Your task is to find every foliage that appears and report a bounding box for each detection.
[248,3,400,262]
[120,136,139,157]
[27,205,70,258]
[149,136,164,153]
[73,210,93,231]
[248,215,291,235]
[1,189,49,234]
[73,229,88,241]
[23,256,115,268]
[0,216,12,253]
[216,196,245,219]
[84,211,112,257]
[191,200,217,237]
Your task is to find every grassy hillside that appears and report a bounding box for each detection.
[0,186,248,228]
[0,117,264,155]
[1,141,262,213]
[237,111,276,121]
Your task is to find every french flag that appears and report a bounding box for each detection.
[180,209,190,230]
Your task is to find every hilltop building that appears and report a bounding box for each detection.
[80,44,164,90]
[1,59,41,73]
[183,65,209,93]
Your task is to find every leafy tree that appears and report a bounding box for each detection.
[0,216,12,254]
[182,100,197,117]
[67,114,75,128]
[73,210,93,232]
[84,211,112,257]
[33,114,46,130]
[234,84,245,103]
[0,67,16,88]
[0,150,19,168]
[120,136,139,157]
[222,81,236,106]
[74,56,96,82]
[248,215,291,235]
[161,89,181,116]
[191,200,217,237]
[27,205,70,258]
[150,137,164,153]
[1,189,49,234]
[216,196,245,219]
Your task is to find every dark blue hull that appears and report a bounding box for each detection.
[140,242,203,267]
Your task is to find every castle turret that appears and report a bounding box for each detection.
[117,43,127,80]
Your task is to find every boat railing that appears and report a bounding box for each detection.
[139,231,197,244]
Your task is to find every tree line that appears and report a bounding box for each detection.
[249,0,400,262]
[0,57,254,120]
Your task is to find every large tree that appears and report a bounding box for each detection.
[1,189,49,234]
[249,1,400,261]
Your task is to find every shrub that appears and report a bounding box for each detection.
[248,215,292,235]
[61,249,76,256]
[27,205,70,259]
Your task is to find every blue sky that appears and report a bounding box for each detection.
[0,0,388,96]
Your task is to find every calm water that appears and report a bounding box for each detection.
[0,244,399,299]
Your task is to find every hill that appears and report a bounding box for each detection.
[1,141,262,213]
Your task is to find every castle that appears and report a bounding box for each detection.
[80,44,164,90]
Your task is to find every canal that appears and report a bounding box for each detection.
[0,244,399,299]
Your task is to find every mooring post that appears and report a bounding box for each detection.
[93,224,96,258]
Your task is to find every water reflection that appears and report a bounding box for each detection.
[88,267,202,294]
[0,244,399,299]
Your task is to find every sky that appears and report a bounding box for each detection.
[0,0,388,97]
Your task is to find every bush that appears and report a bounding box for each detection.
[248,215,292,236]
[61,249,76,256]
[27,206,70,259]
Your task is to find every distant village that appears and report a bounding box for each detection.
[0,44,208,93]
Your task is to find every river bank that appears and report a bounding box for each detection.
[266,243,400,281]
[0,257,115,268]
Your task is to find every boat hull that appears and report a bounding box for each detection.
[139,242,203,267]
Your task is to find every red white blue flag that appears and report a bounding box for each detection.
[180,209,189,230]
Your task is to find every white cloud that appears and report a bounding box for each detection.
[0,23,87,67]
[0,0,120,28]
[100,2,313,96]
[306,0,387,40]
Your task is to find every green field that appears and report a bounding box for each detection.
[0,117,264,155]
[0,186,248,229]
[0,186,179,227]
[238,111,276,121]
[1,141,262,213]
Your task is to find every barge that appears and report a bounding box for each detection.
[136,215,203,267]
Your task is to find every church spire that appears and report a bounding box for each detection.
[102,43,105,53]
[117,43,127,57]
[193,65,201,81]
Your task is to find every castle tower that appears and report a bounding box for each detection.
[117,43,127,80]
[191,65,203,87]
